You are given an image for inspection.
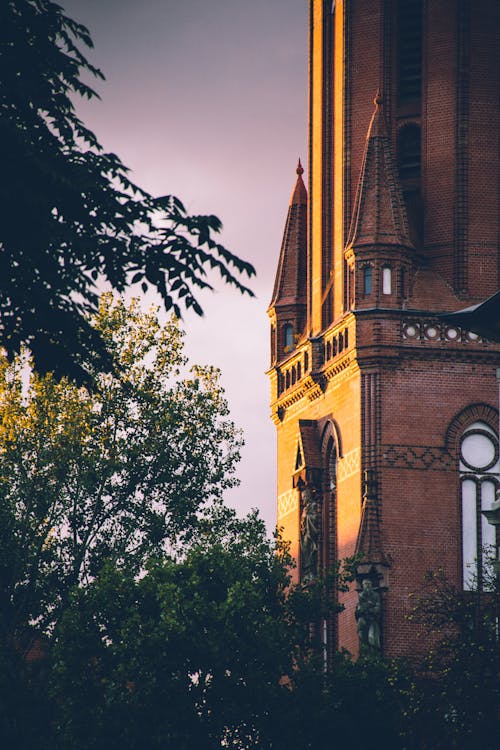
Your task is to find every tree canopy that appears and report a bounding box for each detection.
[0,0,255,383]
[0,297,339,747]
[0,294,242,647]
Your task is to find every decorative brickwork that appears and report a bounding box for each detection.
[268,0,500,661]
[277,489,299,521]
[382,444,454,472]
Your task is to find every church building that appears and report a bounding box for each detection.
[267,0,500,658]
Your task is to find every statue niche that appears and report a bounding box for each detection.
[299,483,320,580]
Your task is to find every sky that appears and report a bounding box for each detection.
[63,0,308,531]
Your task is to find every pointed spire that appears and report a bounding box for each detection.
[290,158,307,206]
[346,92,413,250]
[269,160,308,309]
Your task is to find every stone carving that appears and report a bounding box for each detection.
[300,484,320,580]
[355,579,382,651]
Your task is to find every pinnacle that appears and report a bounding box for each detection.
[367,88,387,139]
[269,160,308,309]
[346,91,413,249]
[290,158,307,206]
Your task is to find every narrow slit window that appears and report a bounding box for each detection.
[397,0,423,103]
[363,266,372,295]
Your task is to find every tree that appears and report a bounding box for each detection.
[0,294,242,652]
[405,565,500,749]
[0,0,255,383]
[49,519,364,750]
[49,517,299,750]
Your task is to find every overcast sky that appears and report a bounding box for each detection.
[63,0,308,530]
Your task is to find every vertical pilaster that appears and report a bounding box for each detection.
[309,1,329,334]
[333,0,346,321]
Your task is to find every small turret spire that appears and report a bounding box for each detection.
[269,160,308,312]
[346,91,413,249]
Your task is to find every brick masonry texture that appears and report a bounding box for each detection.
[268,0,500,660]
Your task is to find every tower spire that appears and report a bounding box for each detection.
[269,160,307,310]
[346,92,413,250]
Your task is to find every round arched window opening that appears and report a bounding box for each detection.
[460,428,498,472]
[459,421,499,591]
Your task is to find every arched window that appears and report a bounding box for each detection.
[382,267,392,295]
[398,125,423,247]
[397,0,422,104]
[322,438,338,665]
[327,442,337,493]
[284,323,294,351]
[460,421,499,590]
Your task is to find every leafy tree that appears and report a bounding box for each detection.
[49,517,299,750]
[49,541,361,750]
[0,0,255,383]
[405,565,500,749]
[0,294,242,652]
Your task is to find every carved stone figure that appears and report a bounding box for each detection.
[355,578,382,650]
[300,485,319,579]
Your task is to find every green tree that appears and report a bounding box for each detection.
[0,0,254,383]
[405,565,500,749]
[49,519,363,750]
[0,294,242,651]
[50,518,302,750]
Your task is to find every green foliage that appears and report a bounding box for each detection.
[0,0,255,383]
[405,565,500,749]
[0,295,242,648]
[50,521,297,750]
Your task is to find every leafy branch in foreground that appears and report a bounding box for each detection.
[0,0,255,383]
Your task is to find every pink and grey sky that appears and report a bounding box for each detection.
[63,0,308,530]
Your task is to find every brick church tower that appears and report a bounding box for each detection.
[268,0,500,658]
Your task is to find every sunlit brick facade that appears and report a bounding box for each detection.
[268,0,500,659]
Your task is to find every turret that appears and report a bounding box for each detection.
[344,94,415,311]
[268,160,308,366]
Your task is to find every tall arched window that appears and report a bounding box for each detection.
[397,124,422,247]
[322,437,338,666]
[397,0,422,104]
[460,421,499,590]
[327,441,337,493]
